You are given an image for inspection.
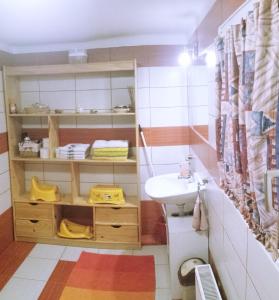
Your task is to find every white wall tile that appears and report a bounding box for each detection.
[25,163,44,180]
[187,66,209,86]
[154,164,180,176]
[150,67,187,87]
[151,146,189,165]
[138,108,151,127]
[111,88,132,107]
[39,75,75,91]
[111,71,134,89]
[139,146,152,166]
[0,113,7,133]
[0,171,10,193]
[19,77,39,92]
[208,114,216,150]
[0,189,11,214]
[76,73,110,90]
[20,92,40,110]
[137,88,150,108]
[140,165,153,184]
[79,165,114,183]
[247,230,279,300]
[0,152,9,174]
[0,92,5,113]
[223,232,246,300]
[208,82,217,117]
[188,86,208,107]
[40,91,75,110]
[223,195,248,266]
[76,116,112,128]
[120,183,137,196]
[76,90,111,110]
[188,106,208,126]
[151,107,188,127]
[0,71,3,91]
[113,165,137,184]
[246,275,261,300]
[137,68,149,88]
[150,87,187,108]
[43,164,71,181]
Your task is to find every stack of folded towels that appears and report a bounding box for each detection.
[56,144,90,160]
[91,140,129,160]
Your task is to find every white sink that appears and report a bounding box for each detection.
[145,173,204,213]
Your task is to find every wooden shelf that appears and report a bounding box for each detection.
[15,193,138,208]
[5,60,141,249]
[4,60,136,76]
[11,156,137,164]
[8,112,136,117]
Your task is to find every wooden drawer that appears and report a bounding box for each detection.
[95,224,138,243]
[95,207,138,224]
[15,219,54,238]
[14,202,53,220]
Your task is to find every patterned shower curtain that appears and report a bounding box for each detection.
[216,0,279,260]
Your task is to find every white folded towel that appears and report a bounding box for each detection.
[93,140,128,149]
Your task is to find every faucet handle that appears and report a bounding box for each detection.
[185,154,193,161]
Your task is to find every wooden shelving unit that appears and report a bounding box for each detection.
[3,60,141,249]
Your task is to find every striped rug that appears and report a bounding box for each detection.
[59,252,156,300]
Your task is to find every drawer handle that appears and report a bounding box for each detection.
[29,203,38,206]
[30,220,39,224]
[111,225,121,228]
[112,207,121,210]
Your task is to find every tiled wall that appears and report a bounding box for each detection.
[15,66,190,199]
[191,149,279,300]
[137,66,190,199]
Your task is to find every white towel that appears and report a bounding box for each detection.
[192,192,208,231]
[93,140,128,149]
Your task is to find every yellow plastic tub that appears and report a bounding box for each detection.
[57,219,93,239]
[30,176,60,202]
[88,185,125,205]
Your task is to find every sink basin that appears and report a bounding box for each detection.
[145,173,204,213]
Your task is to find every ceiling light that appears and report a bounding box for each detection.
[178,50,192,67]
[205,50,216,68]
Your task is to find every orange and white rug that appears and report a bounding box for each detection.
[60,252,156,300]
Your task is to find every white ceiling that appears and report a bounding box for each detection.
[0,0,216,54]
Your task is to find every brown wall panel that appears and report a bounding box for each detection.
[22,126,192,148]
[140,126,190,147]
[0,132,8,154]
[189,128,219,183]
[191,0,245,51]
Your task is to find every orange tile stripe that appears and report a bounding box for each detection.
[0,208,14,255]
[0,241,35,290]
[23,126,193,147]
[0,132,8,154]
[39,261,76,300]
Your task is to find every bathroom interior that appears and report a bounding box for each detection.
[0,0,279,299]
